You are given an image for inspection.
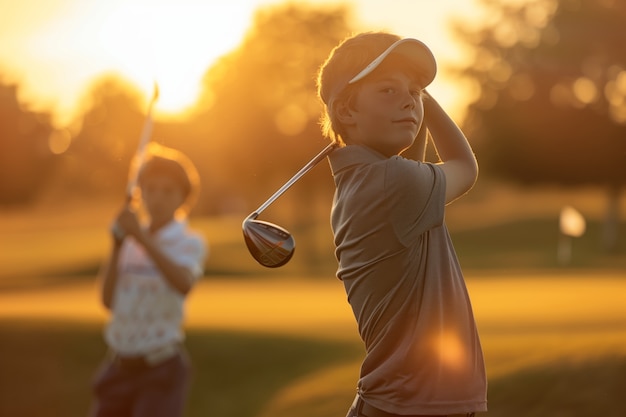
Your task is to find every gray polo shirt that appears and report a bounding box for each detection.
[329,145,487,415]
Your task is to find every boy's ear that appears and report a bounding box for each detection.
[334,100,356,126]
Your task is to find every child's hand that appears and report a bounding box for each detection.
[110,221,126,245]
[114,206,142,239]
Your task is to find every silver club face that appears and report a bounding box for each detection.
[241,143,337,268]
[242,218,295,268]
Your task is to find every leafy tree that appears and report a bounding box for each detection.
[188,3,355,218]
[454,0,626,252]
[65,75,146,197]
[0,82,54,205]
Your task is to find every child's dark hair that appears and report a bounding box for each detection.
[136,143,200,215]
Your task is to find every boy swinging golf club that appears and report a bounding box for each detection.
[245,31,486,417]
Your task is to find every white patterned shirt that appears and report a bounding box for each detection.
[105,219,206,355]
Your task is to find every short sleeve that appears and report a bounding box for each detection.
[384,157,446,246]
[175,233,207,280]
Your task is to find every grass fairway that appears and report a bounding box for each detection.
[0,273,625,417]
[0,318,360,417]
[1,185,625,416]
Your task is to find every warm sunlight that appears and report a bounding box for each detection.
[0,0,268,124]
[0,0,483,127]
[431,329,466,371]
[95,1,256,118]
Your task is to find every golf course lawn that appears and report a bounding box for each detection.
[1,272,625,417]
[1,185,625,416]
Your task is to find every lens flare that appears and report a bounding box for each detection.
[433,330,466,371]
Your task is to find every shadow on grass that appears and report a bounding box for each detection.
[2,318,624,417]
[485,355,626,417]
[185,328,361,417]
[248,354,626,417]
[0,319,361,417]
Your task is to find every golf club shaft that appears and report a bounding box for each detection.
[126,82,159,199]
[250,143,337,218]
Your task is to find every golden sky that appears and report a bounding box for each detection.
[0,0,482,126]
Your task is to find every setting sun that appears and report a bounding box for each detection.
[0,0,482,126]
[95,1,258,117]
[0,0,271,124]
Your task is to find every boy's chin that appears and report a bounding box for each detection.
[356,137,415,157]
[387,140,416,157]
[368,144,407,158]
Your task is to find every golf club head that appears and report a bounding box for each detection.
[242,215,295,268]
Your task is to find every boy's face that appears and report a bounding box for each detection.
[140,174,185,225]
[346,69,424,157]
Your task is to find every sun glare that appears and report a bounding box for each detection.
[97,1,256,118]
[0,0,484,125]
[0,0,264,124]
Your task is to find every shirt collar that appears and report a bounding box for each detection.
[329,145,387,176]
[149,218,187,240]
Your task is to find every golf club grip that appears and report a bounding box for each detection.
[253,143,337,216]
[125,116,153,199]
[126,84,159,199]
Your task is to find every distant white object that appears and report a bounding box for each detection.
[558,205,586,265]
[559,205,586,237]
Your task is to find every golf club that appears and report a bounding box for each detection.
[127,82,160,200]
[111,82,159,241]
[242,142,338,267]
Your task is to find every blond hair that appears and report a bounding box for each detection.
[316,32,402,145]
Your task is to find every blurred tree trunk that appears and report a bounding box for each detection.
[603,184,621,253]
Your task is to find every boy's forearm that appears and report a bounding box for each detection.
[134,232,194,295]
[413,123,428,161]
[423,91,476,167]
[423,91,478,203]
[100,242,122,310]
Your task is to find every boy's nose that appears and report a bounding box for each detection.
[403,94,417,109]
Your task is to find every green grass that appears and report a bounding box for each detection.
[2,180,625,289]
[256,356,626,417]
[186,329,360,417]
[1,315,625,417]
[1,185,625,416]
[2,213,625,290]
[486,356,626,417]
[1,274,625,417]
[452,217,626,270]
[0,319,361,417]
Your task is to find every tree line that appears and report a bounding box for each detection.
[1,1,624,250]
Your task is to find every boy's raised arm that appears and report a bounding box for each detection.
[423,90,478,204]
